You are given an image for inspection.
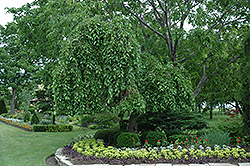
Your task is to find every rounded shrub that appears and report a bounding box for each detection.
[23,112,30,122]
[117,132,140,148]
[31,112,40,125]
[145,131,167,147]
[0,98,7,114]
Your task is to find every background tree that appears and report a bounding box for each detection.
[6,0,115,88]
[110,0,249,99]
[239,30,250,131]
[0,22,37,114]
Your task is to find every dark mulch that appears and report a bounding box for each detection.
[0,120,32,132]
[60,142,250,166]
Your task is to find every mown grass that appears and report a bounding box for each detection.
[0,122,94,166]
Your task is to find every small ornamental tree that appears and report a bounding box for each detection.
[53,16,194,133]
[53,16,145,132]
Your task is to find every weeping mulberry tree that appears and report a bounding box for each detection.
[53,16,145,132]
[53,16,194,133]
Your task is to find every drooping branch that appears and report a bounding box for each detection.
[226,55,240,67]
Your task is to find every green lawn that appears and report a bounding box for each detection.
[0,122,93,166]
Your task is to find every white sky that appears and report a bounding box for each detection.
[0,0,34,26]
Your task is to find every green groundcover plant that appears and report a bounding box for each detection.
[62,138,250,165]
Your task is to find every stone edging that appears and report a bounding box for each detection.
[55,148,75,166]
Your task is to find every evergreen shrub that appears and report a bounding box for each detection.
[137,109,207,134]
[117,132,140,148]
[207,118,244,143]
[0,98,7,114]
[31,112,40,125]
[145,131,167,146]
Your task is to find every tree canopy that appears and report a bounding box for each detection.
[0,22,37,114]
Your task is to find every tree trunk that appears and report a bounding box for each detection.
[210,105,213,119]
[193,65,208,99]
[232,97,243,115]
[128,112,139,133]
[52,114,56,124]
[198,104,201,113]
[10,87,16,115]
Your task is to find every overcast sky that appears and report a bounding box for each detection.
[0,0,34,26]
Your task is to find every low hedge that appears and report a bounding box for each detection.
[33,124,73,132]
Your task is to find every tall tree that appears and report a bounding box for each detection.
[111,0,250,98]
[0,22,37,114]
[240,30,250,131]
[6,0,116,87]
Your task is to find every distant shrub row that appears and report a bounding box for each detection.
[33,124,73,132]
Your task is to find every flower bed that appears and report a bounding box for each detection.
[62,138,250,165]
[0,115,33,131]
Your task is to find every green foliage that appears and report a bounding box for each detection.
[240,30,250,131]
[31,112,40,125]
[0,98,7,114]
[0,23,37,114]
[33,124,73,132]
[28,106,36,114]
[88,124,99,129]
[7,114,18,119]
[138,53,194,113]
[137,109,207,134]
[92,113,120,129]
[117,132,140,148]
[207,118,244,141]
[23,112,30,122]
[165,130,185,138]
[40,120,54,125]
[80,114,94,127]
[108,130,123,145]
[35,87,54,114]
[168,134,188,143]
[202,131,231,146]
[145,131,167,147]
[53,16,142,116]
[94,129,114,143]
[80,113,119,129]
